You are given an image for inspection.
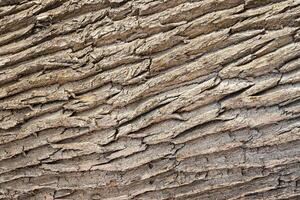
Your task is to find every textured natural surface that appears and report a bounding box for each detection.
[0,0,300,199]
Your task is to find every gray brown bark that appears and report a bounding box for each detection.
[0,0,300,199]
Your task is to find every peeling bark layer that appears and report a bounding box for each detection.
[0,0,300,199]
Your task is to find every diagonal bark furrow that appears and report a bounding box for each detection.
[0,2,297,99]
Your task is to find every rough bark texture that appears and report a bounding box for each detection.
[0,0,300,199]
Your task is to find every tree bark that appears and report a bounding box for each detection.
[0,0,300,199]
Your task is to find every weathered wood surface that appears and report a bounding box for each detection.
[0,0,300,199]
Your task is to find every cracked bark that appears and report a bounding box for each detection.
[0,0,300,199]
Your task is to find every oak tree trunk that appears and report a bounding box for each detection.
[0,0,300,199]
